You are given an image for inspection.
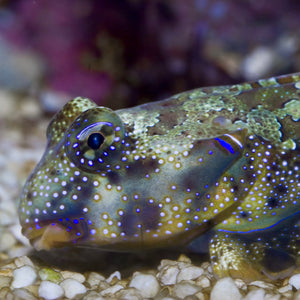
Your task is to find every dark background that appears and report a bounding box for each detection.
[0,0,300,110]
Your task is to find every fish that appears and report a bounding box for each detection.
[19,73,300,281]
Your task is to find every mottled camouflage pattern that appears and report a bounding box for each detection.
[20,73,300,281]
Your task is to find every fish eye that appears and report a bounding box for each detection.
[65,107,125,172]
[87,132,105,150]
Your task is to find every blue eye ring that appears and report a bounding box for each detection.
[65,107,126,173]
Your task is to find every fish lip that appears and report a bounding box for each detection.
[22,222,81,251]
[22,223,46,240]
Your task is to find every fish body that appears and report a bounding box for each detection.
[20,73,300,281]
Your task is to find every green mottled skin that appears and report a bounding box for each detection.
[20,73,300,281]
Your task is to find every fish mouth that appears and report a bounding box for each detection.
[22,222,82,251]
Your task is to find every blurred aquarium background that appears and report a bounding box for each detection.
[1,3,300,298]
[0,0,300,111]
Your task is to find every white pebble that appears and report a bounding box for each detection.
[211,277,242,300]
[289,274,300,289]
[196,275,211,288]
[0,231,16,251]
[83,291,106,300]
[39,281,64,300]
[116,288,143,300]
[234,279,247,291]
[14,256,34,268]
[194,291,205,300]
[244,288,265,300]
[100,284,124,296]
[13,288,37,300]
[60,278,87,299]
[158,265,179,285]
[0,210,15,226]
[172,282,201,298]
[0,275,10,288]
[106,271,121,283]
[129,272,160,298]
[177,266,204,282]
[249,280,274,290]
[86,272,105,287]
[61,270,85,283]
[9,223,31,247]
[278,284,292,293]
[11,265,37,288]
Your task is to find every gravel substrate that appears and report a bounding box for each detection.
[1,90,300,299]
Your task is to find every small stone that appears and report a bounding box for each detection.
[0,231,16,251]
[60,278,87,299]
[177,254,192,263]
[86,272,105,287]
[24,285,39,298]
[129,272,160,298]
[100,283,124,296]
[201,262,211,270]
[195,275,211,288]
[0,266,14,277]
[171,282,201,298]
[0,287,13,299]
[249,280,275,290]
[13,288,37,300]
[277,284,292,293]
[158,259,188,270]
[194,291,206,300]
[244,288,265,300]
[9,223,32,247]
[158,265,180,285]
[7,244,31,259]
[39,268,63,283]
[289,274,300,289]
[61,270,86,283]
[98,280,110,291]
[106,270,121,283]
[234,279,247,291]
[39,281,64,300]
[281,290,294,299]
[14,256,34,268]
[82,290,106,300]
[116,288,143,300]
[211,277,242,300]
[177,266,204,282]
[0,275,11,288]
[264,293,281,300]
[0,252,9,261]
[11,265,37,288]
[293,289,300,300]
[207,264,213,274]
[0,210,15,226]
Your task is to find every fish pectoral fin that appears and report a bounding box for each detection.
[209,232,264,282]
[209,232,296,282]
